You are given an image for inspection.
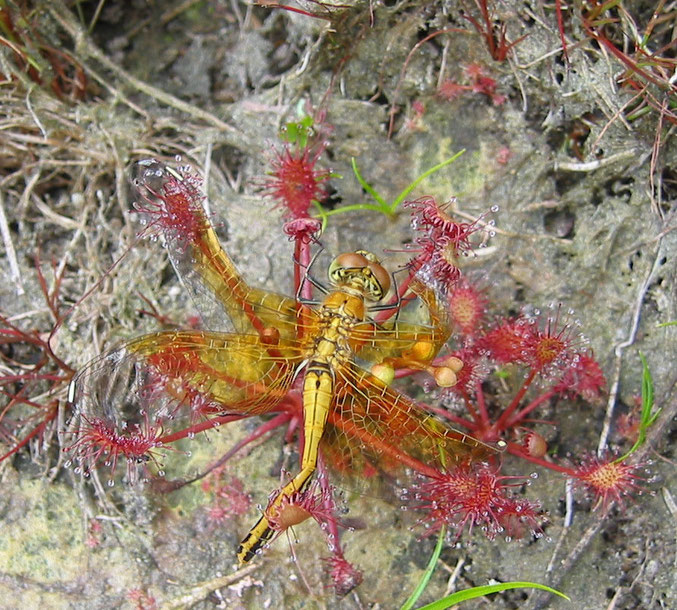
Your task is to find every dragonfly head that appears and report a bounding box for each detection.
[328,250,391,301]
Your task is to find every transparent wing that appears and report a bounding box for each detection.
[133,160,314,340]
[321,361,496,493]
[352,278,453,365]
[67,330,306,473]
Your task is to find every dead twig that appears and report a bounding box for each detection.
[597,242,667,456]
[159,563,261,610]
[0,190,23,295]
[48,1,243,136]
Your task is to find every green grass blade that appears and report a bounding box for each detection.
[390,149,466,212]
[615,351,661,463]
[415,582,570,609]
[400,527,446,610]
[351,157,388,209]
[311,200,329,233]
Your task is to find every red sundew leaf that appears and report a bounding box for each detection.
[264,145,330,220]
[573,456,645,510]
[133,159,209,249]
[554,352,607,402]
[411,462,542,541]
[323,551,363,597]
[476,317,532,365]
[448,280,487,337]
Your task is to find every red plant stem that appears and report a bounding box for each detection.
[459,389,482,426]
[294,238,303,300]
[506,388,557,428]
[157,413,247,444]
[281,393,303,444]
[374,269,418,325]
[0,372,71,383]
[555,0,568,60]
[506,442,576,476]
[0,320,73,376]
[317,457,341,554]
[262,3,332,21]
[474,379,491,428]
[393,367,417,380]
[420,401,476,430]
[0,390,48,412]
[0,403,58,462]
[582,18,669,90]
[181,412,294,486]
[493,369,537,432]
[294,235,313,301]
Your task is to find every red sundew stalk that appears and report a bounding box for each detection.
[293,238,315,344]
[555,0,568,61]
[294,237,313,301]
[172,412,296,489]
[373,258,423,326]
[0,372,71,383]
[582,18,669,90]
[0,320,73,377]
[281,394,303,444]
[263,3,333,21]
[34,253,64,322]
[0,390,49,412]
[156,414,248,445]
[0,394,15,420]
[420,401,476,430]
[374,289,417,325]
[492,368,537,433]
[392,366,418,380]
[505,442,576,476]
[0,403,58,462]
[229,411,292,452]
[458,388,482,427]
[474,379,491,428]
[505,387,557,429]
[316,458,341,554]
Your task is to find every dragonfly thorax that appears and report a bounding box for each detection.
[327,250,391,301]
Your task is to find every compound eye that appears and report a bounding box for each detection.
[367,260,391,298]
[332,252,370,269]
[328,252,369,283]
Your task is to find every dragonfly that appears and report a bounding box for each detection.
[67,160,497,564]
